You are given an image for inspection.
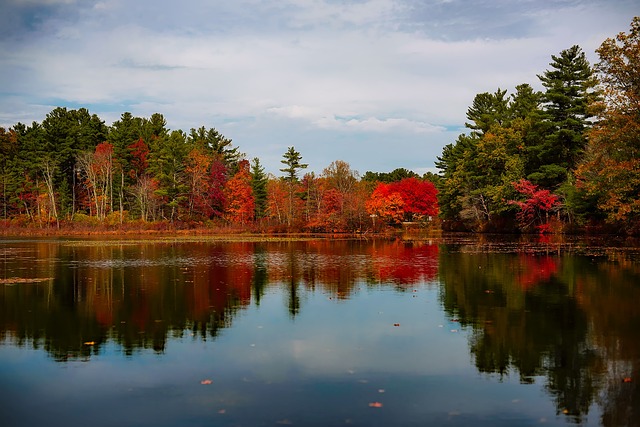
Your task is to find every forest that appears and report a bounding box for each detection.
[0,107,438,233]
[438,17,640,234]
[0,17,638,235]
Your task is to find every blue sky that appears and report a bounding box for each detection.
[0,0,636,177]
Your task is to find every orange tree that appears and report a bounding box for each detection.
[575,17,640,231]
[365,182,405,226]
[224,160,254,224]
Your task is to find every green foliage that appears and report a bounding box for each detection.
[250,157,268,218]
[361,168,419,183]
[465,88,509,135]
[437,44,600,231]
[437,91,531,229]
[531,45,599,188]
[148,130,189,221]
[279,146,307,182]
[188,126,241,171]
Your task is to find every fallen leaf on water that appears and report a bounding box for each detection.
[368,402,383,408]
[623,377,632,383]
[200,379,213,385]
[83,341,96,346]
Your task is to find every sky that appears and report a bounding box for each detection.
[0,0,637,177]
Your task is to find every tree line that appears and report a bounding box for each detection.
[436,17,640,234]
[0,109,438,232]
[1,17,637,234]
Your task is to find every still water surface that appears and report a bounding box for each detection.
[0,236,639,426]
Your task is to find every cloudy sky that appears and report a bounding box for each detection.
[0,0,636,177]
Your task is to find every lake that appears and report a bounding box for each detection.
[1,235,639,427]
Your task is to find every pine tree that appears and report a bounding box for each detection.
[531,45,598,188]
[280,146,307,182]
[250,157,268,219]
[279,146,307,226]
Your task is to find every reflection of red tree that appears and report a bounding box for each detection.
[186,243,253,322]
[226,243,253,305]
[94,299,113,327]
[371,241,439,285]
[517,255,558,289]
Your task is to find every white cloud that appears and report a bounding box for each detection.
[0,0,637,174]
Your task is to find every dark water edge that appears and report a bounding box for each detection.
[1,234,639,426]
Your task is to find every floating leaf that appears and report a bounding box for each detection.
[368,402,383,408]
[623,377,632,383]
[200,379,213,385]
[83,341,96,346]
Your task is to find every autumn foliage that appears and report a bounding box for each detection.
[366,177,438,225]
[509,179,560,233]
[224,160,255,224]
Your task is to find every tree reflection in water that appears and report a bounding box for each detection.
[0,236,638,426]
[438,239,640,426]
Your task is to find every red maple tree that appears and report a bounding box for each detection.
[509,179,560,233]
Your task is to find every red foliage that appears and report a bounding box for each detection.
[128,137,149,178]
[372,241,439,285]
[390,177,438,219]
[207,159,227,218]
[509,179,560,233]
[366,183,405,224]
[517,255,558,289]
[366,178,438,224]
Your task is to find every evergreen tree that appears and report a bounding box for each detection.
[188,126,240,171]
[108,112,144,216]
[437,88,534,229]
[362,168,419,183]
[530,45,598,188]
[279,146,307,226]
[40,107,107,217]
[250,157,268,219]
[279,146,307,182]
[0,127,18,219]
[465,89,509,135]
[148,130,189,221]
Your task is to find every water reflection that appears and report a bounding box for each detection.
[1,236,639,426]
[0,239,439,359]
[438,241,640,426]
